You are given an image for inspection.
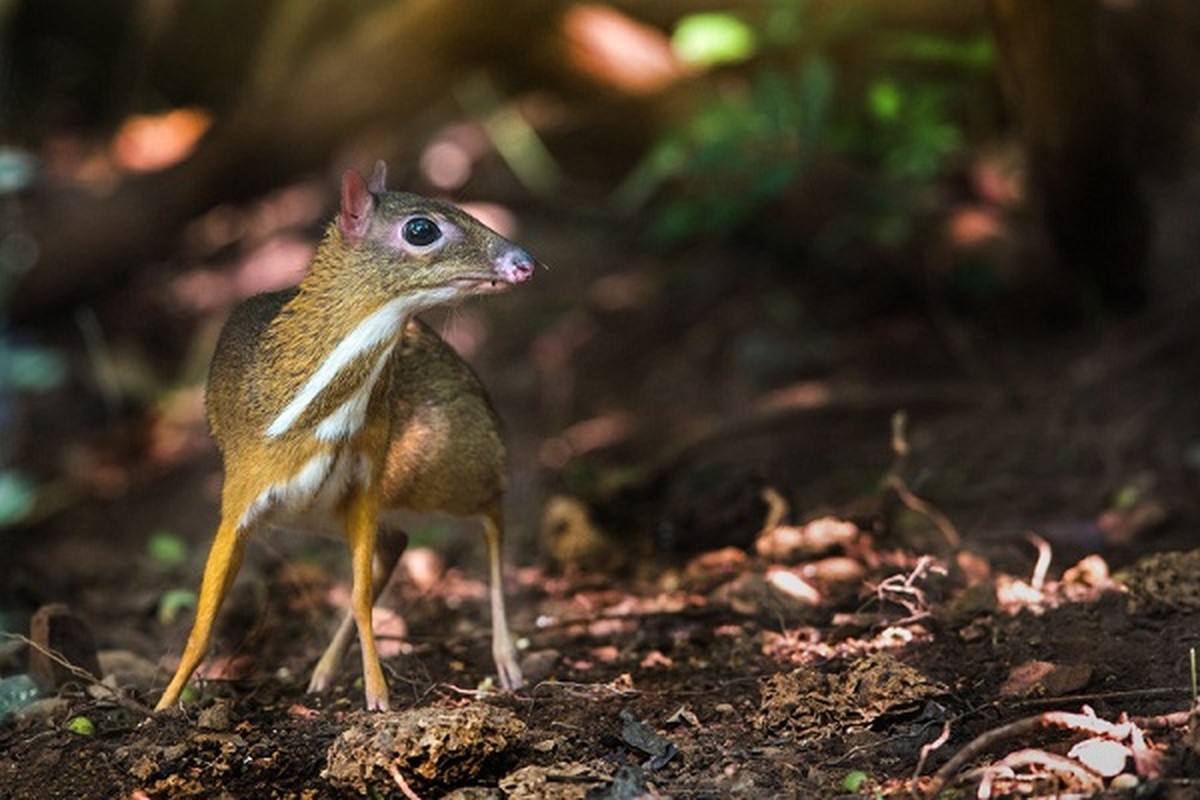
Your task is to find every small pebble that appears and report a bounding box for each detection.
[1110,774,1139,789]
[518,649,560,684]
[531,737,558,753]
[714,703,736,715]
[197,700,232,731]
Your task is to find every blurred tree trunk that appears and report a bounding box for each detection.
[987,0,1200,313]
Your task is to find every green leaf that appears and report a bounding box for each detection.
[147,530,189,567]
[66,716,95,735]
[672,13,757,66]
[842,770,870,792]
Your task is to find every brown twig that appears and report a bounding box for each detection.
[386,762,424,800]
[1003,687,1186,715]
[886,412,961,549]
[1026,532,1052,591]
[758,486,790,533]
[886,477,962,549]
[977,748,1104,796]
[529,679,640,700]
[911,719,952,797]
[524,604,755,637]
[1133,709,1191,730]
[2,633,154,717]
[922,688,1185,744]
[924,710,1133,796]
[862,555,946,627]
[440,684,507,701]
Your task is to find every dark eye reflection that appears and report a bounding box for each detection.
[402,217,441,247]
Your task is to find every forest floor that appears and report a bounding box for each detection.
[2,193,1200,798]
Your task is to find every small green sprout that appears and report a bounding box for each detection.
[157,589,198,625]
[66,716,95,735]
[842,770,870,792]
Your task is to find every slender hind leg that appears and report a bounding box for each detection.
[155,517,247,710]
[308,527,408,694]
[482,501,523,690]
[344,486,392,710]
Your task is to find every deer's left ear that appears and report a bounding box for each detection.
[338,169,374,242]
[368,160,388,194]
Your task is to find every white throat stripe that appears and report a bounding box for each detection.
[314,345,394,442]
[266,296,412,438]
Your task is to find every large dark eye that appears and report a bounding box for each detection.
[402,217,441,247]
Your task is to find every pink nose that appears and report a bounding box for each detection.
[497,247,536,284]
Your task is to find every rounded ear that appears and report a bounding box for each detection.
[338,169,374,242]
[368,160,388,194]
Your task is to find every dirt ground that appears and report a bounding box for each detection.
[2,193,1200,798]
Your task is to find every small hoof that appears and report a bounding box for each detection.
[497,659,525,692]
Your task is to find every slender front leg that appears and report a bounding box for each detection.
[156,517,247,710]
[344,486,390,710]
[308,527,408,694]
[483,502,523,690]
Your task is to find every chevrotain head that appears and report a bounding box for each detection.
[328,161,536,305]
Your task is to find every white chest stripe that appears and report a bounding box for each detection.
[314,345,394,442]
[238,451,334,531]
[266,296,411,438]
[236,450,374,533]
